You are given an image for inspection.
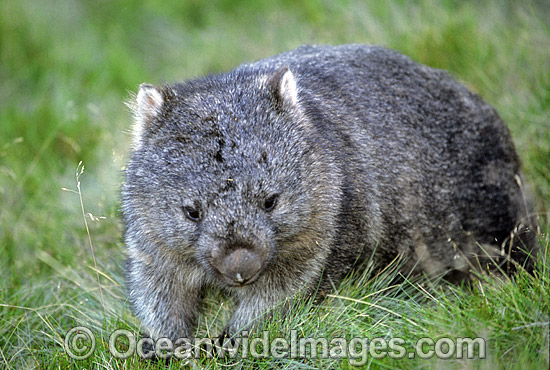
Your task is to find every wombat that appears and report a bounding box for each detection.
[122,44,538,341]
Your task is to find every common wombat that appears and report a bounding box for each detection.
[122,44,538,341]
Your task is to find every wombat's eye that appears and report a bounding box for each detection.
[263,194,279,212]
[183,206,201,222]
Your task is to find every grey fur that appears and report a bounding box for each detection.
[122,44,538,340]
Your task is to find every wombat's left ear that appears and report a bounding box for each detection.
[136,83,164,122]
[267,66,299,110]
[128,83,165,150]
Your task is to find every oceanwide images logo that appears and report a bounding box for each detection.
[64,327,486,365]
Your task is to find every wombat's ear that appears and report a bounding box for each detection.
[137,83,164,119]
[129,83,165,149]
[267,66,299,110]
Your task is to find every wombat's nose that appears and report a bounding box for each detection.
[219,249,262,285]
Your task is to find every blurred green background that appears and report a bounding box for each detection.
[1,0,549,367]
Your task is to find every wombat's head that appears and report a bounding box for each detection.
[122,67,339,287]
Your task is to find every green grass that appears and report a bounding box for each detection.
[1,0,548,368]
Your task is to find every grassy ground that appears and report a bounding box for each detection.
[1,0,549,368]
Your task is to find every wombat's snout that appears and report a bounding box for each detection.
[213,248,264,286]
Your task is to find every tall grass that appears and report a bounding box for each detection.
[0,0,548,368]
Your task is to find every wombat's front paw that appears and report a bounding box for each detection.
[217,330,239,348]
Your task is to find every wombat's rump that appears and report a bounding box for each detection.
[122,44,538,341]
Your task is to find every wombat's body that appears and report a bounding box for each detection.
[122,44,537,340]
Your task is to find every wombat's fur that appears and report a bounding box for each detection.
[122,44,538,341]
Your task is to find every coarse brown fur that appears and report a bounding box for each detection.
[122,44,539,341]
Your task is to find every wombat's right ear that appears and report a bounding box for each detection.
[267,66,299,110]
[128,84,164,150]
